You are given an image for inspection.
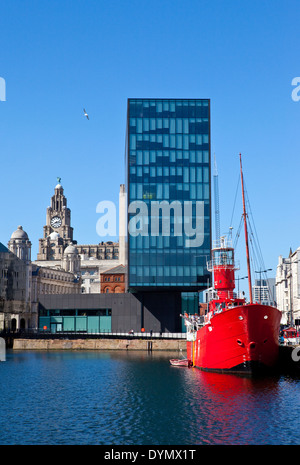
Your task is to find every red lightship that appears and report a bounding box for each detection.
[185,155,281,374]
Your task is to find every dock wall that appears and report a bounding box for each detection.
[11,339,300,374]
[13,338,186,351]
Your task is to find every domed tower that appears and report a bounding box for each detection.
[8,226,32,307]
[8,226,31,262]
[62,243,81,275]
[37,178,76,260]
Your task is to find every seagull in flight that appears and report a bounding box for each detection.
[83,108,89,120]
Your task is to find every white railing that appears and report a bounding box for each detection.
[212,237,233,249]
[207,258,240,271]
[112,332,186,339]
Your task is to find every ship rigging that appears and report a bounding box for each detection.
[183,154,281,374]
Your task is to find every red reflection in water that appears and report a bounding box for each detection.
[181,368,281,444]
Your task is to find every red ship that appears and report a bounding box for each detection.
[184,155,282,374]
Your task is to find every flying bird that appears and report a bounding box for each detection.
[83,108,89,120]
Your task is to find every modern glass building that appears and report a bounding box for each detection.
[126,99,211,330]
[126,98,211,286]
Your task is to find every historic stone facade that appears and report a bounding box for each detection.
[1,230,35,331]
[37,180,74,261]
[7,226,32,307]
[276,248,300,325]
[0,223,82,331]
[31,264,81,296]
[34,180,126,293]
[100,265,127,293]
[0,180,127,331]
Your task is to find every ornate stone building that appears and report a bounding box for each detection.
[34,180,126,293]
[0,180,127,331]
[37,180,75,261]
[7,225,32,307]
[0,241,29,331]
[61,243,81,275]
[31,264,81,297]
[276,248,300,325]
[0,223,82,332]
[0,225,35,331]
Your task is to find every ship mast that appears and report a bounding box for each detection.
[213,154,221,242]
[239,153,253,303]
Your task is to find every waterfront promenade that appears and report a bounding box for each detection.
[2,330,186,352]
[13,335,186,351]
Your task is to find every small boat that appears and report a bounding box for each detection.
[169,358,192,367]
[282,327,300,345]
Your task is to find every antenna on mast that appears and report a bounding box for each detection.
[213,154,221,242]
[239,153,253,303]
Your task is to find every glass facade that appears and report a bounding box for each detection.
[126,99,211,291]
[39,308,112,333]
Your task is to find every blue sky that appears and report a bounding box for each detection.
[0,0,300,295]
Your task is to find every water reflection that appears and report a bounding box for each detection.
[0,351,300,445]
[178,367,300,445]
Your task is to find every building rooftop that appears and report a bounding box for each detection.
[103,265,127,274]
[10,225,29,240]
[0,242,10,253]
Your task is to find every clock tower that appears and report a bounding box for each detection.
[37,179,76,261]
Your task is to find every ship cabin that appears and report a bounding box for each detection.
[207,238,245,314]
[208,296,246,314]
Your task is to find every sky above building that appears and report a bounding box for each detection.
[0,0,300,296]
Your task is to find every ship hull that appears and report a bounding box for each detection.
[187,304,281,375]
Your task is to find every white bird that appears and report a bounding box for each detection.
[83,108,89,120]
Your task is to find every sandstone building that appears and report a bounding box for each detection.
[34,179,126,294]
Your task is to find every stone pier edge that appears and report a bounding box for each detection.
[13,338,187,351]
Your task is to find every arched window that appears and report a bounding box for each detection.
[11,318,17,332]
